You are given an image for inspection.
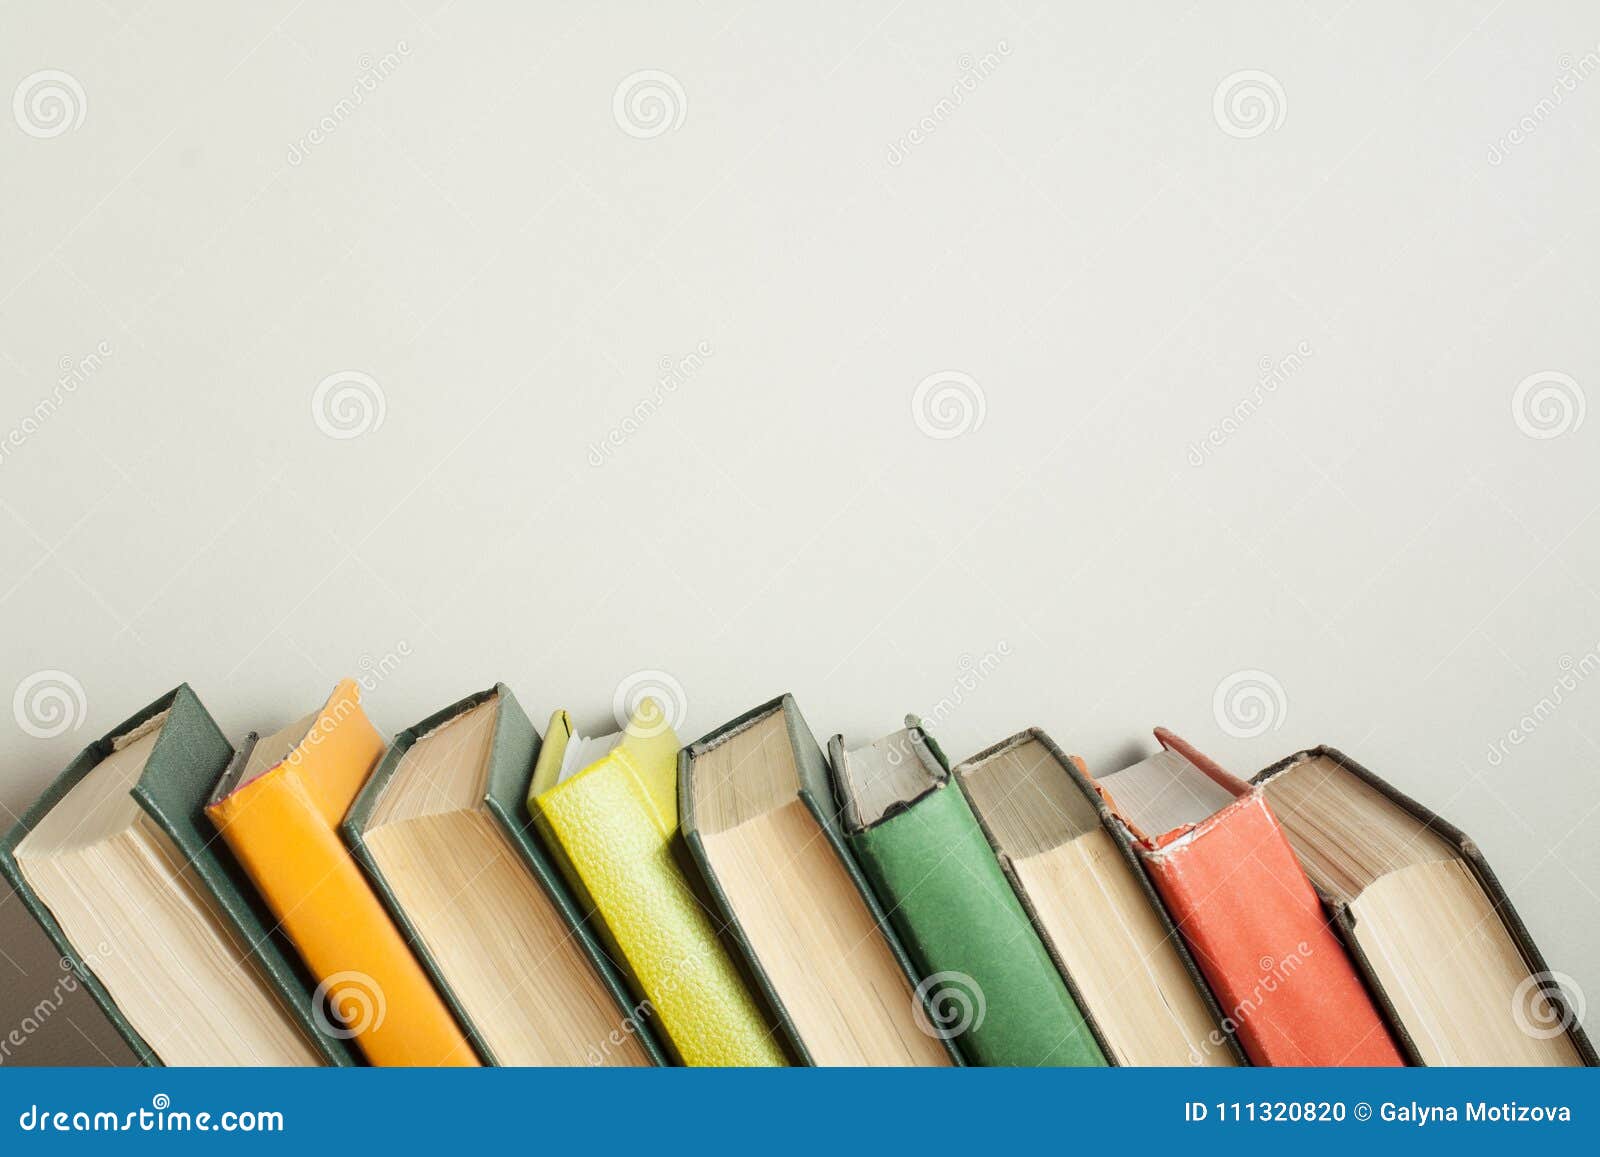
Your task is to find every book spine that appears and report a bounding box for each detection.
[209,770,478,1066]
[850,786,1106,1066]
[137,688,358,1066]
[534,760,787,1067]
[480,688,670,1066]
[1143,793,1404,1067]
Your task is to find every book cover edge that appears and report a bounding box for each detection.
[1253,745,1597,1067]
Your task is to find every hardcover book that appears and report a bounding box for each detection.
[527,700,787,1067]
[0,685,330,1066]
[343,685,664,1066]
[1255,746,1595,1066]
[680,694,956,1066]
[205,679,477,1066]
[953,729,1240,1066]
[1092,728,1404,1066]
[830,720,1105,1066]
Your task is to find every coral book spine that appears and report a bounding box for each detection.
[1143,791,1404,1066]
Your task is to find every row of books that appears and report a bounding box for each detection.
[2,679,1592,1067]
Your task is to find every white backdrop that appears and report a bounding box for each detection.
[3,1,1598,1039]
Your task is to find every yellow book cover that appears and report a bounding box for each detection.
[205,679,478,1067]
[528,702,787,1067]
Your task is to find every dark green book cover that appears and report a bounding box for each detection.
[829,720,1106,1067]
[680,694,962,1066]
[343,683,669,1067]
[0,684,357,1066]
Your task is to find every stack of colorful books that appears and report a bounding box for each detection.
[2,680,1591,1068]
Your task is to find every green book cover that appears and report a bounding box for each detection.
[829,719,1106,1067]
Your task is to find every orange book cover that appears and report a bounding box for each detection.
[1095,729,1404,1067]
[205,679,478,1067]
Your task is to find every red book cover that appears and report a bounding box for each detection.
[1093,729,1404,1067]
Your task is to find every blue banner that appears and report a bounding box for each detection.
[1,1067,1594,1153]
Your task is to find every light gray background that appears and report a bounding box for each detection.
[2,1,1598,1056]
